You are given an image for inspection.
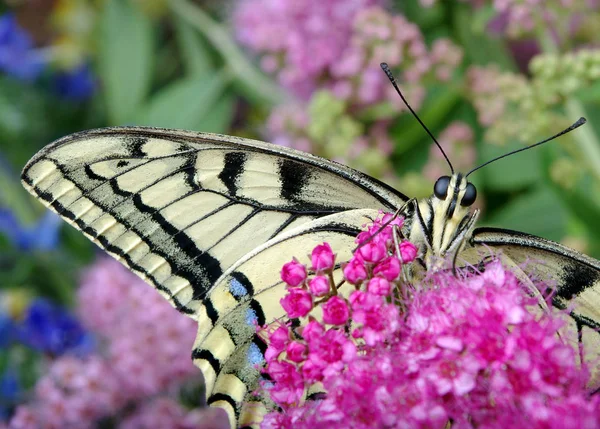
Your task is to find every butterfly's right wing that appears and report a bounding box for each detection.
[470,227,600,389]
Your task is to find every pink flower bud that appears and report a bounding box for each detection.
[281,258,307,286]
[343,257,368,284]
[348,290,366,309]
[286,341,307,363]
[265,325,290,362]
[367,277,391,296]
[357,240,387,263]
[309,275,330,297]
[322,296,350,326]
[400,240,418,263]
[311,242,335,272]
[373,256,401,281]
[382,213,404,229]
[301,320,324,343]
[269,325,290,350]
[280,288,313,318]
[302,356,325,382]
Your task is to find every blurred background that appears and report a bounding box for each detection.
[1,0,599,427]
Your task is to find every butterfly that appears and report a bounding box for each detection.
[20,67,600,428]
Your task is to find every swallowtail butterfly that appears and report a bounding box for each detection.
[21,66,600,428]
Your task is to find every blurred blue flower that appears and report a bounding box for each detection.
[0,370,19,421]
[0,13,45,81]
[0,209,61,252]
[54,63,96,101]
[16,298,95,356]
[0,312,16,348]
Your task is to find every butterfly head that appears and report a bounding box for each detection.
[409,173,480,270]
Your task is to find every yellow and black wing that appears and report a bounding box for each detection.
[21,126,407,428]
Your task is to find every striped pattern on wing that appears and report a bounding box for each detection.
[193,209,380,428]
[471,227,600,389]
[21,127,407,319]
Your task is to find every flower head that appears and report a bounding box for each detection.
[280,288,313,319]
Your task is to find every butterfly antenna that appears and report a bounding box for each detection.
[380,62,454,174]
[466,117,587,178]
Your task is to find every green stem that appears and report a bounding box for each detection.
[536,31,600,180]
[168,0,288,106]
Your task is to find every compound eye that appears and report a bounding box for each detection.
[461,182,477,207]
[434,176,451,200]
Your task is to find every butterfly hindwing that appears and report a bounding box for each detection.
[21,126,407,317]
[195,209,380,427]
[471,227,600,388]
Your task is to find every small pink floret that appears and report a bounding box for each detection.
[343,257,368,284]
[286,341,308,363]
[373,257,401,281]
[322,296,350,326]
[367,277,391,296]
[311,242,335,272]
[357,240,387,263]
[280,288,313,319]
[281,259,307,287]
[309,275,330,297]
[400,240,418,262]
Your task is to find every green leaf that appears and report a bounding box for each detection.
[478,140,543,191]
[483,186,568,242]
[135,74,228,130]
[194,92,235,133]
[541,150,600,243]
[174,16,214,77]
[98,0,154,124]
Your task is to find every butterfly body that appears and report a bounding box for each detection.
[21,126,600,428]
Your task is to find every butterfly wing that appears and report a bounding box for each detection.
[197,208,380,428]
[471,227,600,389]
[21,127,406,315]
[21,126,406,428]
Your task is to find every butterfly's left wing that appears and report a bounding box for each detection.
[471,227,600,389]
[21,126,407,317]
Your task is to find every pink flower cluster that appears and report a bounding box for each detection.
[234,0,381,99]
[260,214,600,428]
[9,259,208,428]
[259,214,416,416]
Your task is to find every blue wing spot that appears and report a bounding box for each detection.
[247,342,265,366]
[229,277,248,298]
[246,308,258,326]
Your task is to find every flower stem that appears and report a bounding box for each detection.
[167,0,288,106]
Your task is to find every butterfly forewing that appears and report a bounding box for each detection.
[21,127,406,316]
